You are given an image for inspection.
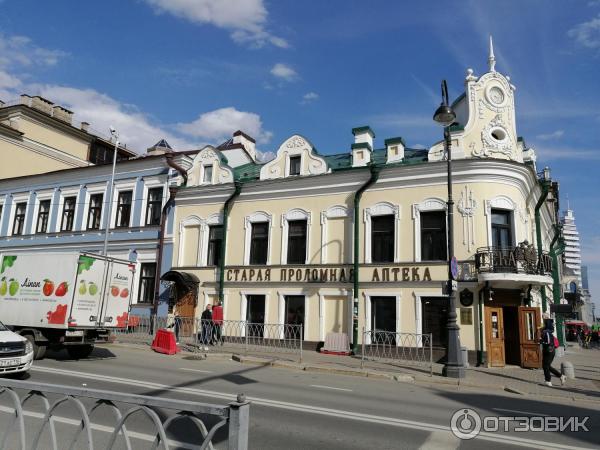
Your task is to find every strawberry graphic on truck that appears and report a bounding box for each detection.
[47,304,68,324]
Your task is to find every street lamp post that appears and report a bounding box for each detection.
[433,80,465,378]
[102,126,120,257]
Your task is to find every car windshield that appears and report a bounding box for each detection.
[0,321,6,331]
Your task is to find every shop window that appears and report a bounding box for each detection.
[115,191,133,228]
[491,209,512,248]
[421,297,449,348]
[289,156,301,176]
[207,225,223,266]
[36,199,51,233]
[246,295,265,337]
[371,215,394,263]
[145,187,163,226]
[250,222,269,265]
[371,297,396,343]
[87,193,103,230]
[138,263,156,304]
[61,196,76,232]
[12,202,27,235]
[287,220,307,264]
[420,211,447,261]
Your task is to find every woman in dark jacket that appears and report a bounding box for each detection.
[540,319,566,387]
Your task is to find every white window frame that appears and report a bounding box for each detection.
[277,290,308,340]
[31,190,53,234]
[177,215,204,267]
[412,197,447,262]
[82,184,107,231]
[141,178,167,227]
[281,208,311,264]
[320,205,351,264]
[202,213,224,266]
[55,186,80,233]
[240,291,270,337]
[7,193,30,237]
[317,288,350,342]
[0,196,5,235]
[485,196,518,247]
[244,211,273,265]
[363,291,401,345]
[364,202,401,263]
[201,164,214,184]
[109,180,137,230]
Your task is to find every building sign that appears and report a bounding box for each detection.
[225,265,433,284]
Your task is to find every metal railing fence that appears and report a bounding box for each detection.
[361,329,433,376]
[113,316,303,362]
[0,378,249,450]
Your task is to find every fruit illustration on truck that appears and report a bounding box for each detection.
[54,281,68,297]
[116,312,128,328]
[9,279,19,296]
[88,282,98,295]
[0,277,6,296]
[78,280,87,295]
[120,288,129,298]
[111,286,120,297]
[47,304,68,325]
[43,279,54,296]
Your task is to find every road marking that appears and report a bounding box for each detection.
[419,430,460,450]
[493,408,549,417]
[179,368,213,374]
[309,384,353,392]
[0,405,201,450]
[31,366,593,450]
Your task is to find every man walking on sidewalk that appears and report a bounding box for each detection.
[541,319,566,387]
[200,304,213,351]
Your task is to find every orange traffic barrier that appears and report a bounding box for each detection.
[151,329,180,355]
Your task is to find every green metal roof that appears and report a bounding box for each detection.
[233,161,263,181]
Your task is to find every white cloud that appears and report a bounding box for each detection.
[256,150,275,162]
[143,0,288,48]
[567,14,600,49]
[301,92,319,104]
[536,130,565,140]
[270,63,298,81]
[535,145,600,160]
[177,107,273,144]
[0,34,68,68]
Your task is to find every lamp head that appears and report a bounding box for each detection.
[433,103,456,127]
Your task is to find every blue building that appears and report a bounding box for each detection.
[0,140,195,316]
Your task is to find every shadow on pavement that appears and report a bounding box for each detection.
[44,346,117,361]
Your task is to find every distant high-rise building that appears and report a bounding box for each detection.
[562,209,582,281]
[581,265,589,290]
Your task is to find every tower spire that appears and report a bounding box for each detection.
[488,35,496,72]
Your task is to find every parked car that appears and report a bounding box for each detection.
[0,320,34,377]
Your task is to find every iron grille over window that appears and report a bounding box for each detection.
[36,199,51,233]
[249,222,269,265]
[421,211,447,261]
[145,187,163,226]
[287,220,307,264]
[12,202,27,235]
[207,225,223,266]
[289,156,301,176]
[138,263,156,304]
[87,194,103,230]
[115,191,133,228]
[371,215,394,263]
[61,196,76,231]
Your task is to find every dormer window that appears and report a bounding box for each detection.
[203,165,213,183]
[390,146,398,156]
[289,156,301,176]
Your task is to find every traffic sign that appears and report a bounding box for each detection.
[450,256,459,280]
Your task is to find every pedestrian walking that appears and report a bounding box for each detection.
[212,301,224,345]
[200,304,213,351]
[540,319,566,387]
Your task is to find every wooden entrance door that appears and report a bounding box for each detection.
[175,291,196,336]
[518,306,541,368]
[485,307,505,367]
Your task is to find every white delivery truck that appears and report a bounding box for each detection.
[0,252,135,360]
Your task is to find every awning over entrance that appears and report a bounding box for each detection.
[161,270,199,293]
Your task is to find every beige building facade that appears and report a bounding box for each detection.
[166,50,560,367]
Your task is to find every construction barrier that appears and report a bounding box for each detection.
[151,328,179,355]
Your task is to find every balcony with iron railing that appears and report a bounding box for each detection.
[474,241,553,284]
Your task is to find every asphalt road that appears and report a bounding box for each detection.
[1,344,598,449]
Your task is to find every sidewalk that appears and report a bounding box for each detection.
[112,339,600,404]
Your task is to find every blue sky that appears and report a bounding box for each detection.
[0,0,599,311]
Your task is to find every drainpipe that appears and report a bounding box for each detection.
[152,153,188,317]
[218,181,242,306]
[352,164,380,354]
[534,174,551,313]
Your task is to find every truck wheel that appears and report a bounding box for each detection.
[67,345,94,359]
[24,334,46,360]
